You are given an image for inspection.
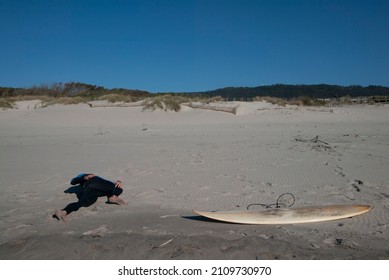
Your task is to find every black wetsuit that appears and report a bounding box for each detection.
[62,174,123,214]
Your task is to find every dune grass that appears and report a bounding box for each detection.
[97,94,136,103]
[141,95,229,112]
[0,99,14,109]
[142,95,182,112]
[253,96,329,107]
[0,93,331,110]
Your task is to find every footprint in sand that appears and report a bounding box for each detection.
[323,237,359,249]
[332,165,346,177]
[133,169,152,177]
[4,224,35,237]
[216,174,230,179]
[82,225,109,237]
[348,179,364,193]
[190,152,206,165]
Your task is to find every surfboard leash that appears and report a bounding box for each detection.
[246,192,295,210]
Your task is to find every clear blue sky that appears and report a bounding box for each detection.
[1,0,388,92]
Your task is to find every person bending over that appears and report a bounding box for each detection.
[53,173,125,221]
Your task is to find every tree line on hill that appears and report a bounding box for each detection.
[0,82,150,98]
[1,82,389,100]
[189,84,389,100]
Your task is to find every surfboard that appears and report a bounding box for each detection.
[193,205,371,224]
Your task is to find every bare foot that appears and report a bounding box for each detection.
[52,210,67,222]
[108,195,126,205]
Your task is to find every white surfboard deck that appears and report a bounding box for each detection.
[193,205,371,224]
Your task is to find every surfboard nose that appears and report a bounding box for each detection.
[358,205,372,212]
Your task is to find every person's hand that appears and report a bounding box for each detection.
[115,180,123,189]
[84,174,95,180]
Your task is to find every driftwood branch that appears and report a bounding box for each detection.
[295,135,335,153]
[295,135,329,146]
[186,103,238,114]
[87,103,143,108]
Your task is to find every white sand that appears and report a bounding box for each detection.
[0,101,388,259]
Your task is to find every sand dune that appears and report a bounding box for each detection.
[0,101,388,259]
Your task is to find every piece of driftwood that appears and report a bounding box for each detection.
[152,236,177,249]
[306,108,334,113]
[87,102,143,108]
[186,103,238,114]
[295,135,335,153]
[295,135,330,145]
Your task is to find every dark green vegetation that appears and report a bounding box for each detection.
[0,82,150,100]
[190,84,389,100]
[1,82,388,110]
[2,82,388,99]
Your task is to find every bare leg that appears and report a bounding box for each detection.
[108,195,126,205]
[52,210,67,221]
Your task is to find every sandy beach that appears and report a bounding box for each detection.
[0,101,388,259]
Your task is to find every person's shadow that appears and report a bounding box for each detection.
[64,184,83,200]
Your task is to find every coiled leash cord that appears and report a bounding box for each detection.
[246,192,295,210]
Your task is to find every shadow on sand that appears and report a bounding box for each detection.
[181,215,231,224]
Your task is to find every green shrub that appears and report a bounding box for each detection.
[142,95,182,112]
[98,94,134,103]
[339,95,352,105]
[40,96,88,107]
[253,96,328,107]
[253,96,287,106]
[206,96,225,103]
[297,97,328,106]
[0,99,14,109]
